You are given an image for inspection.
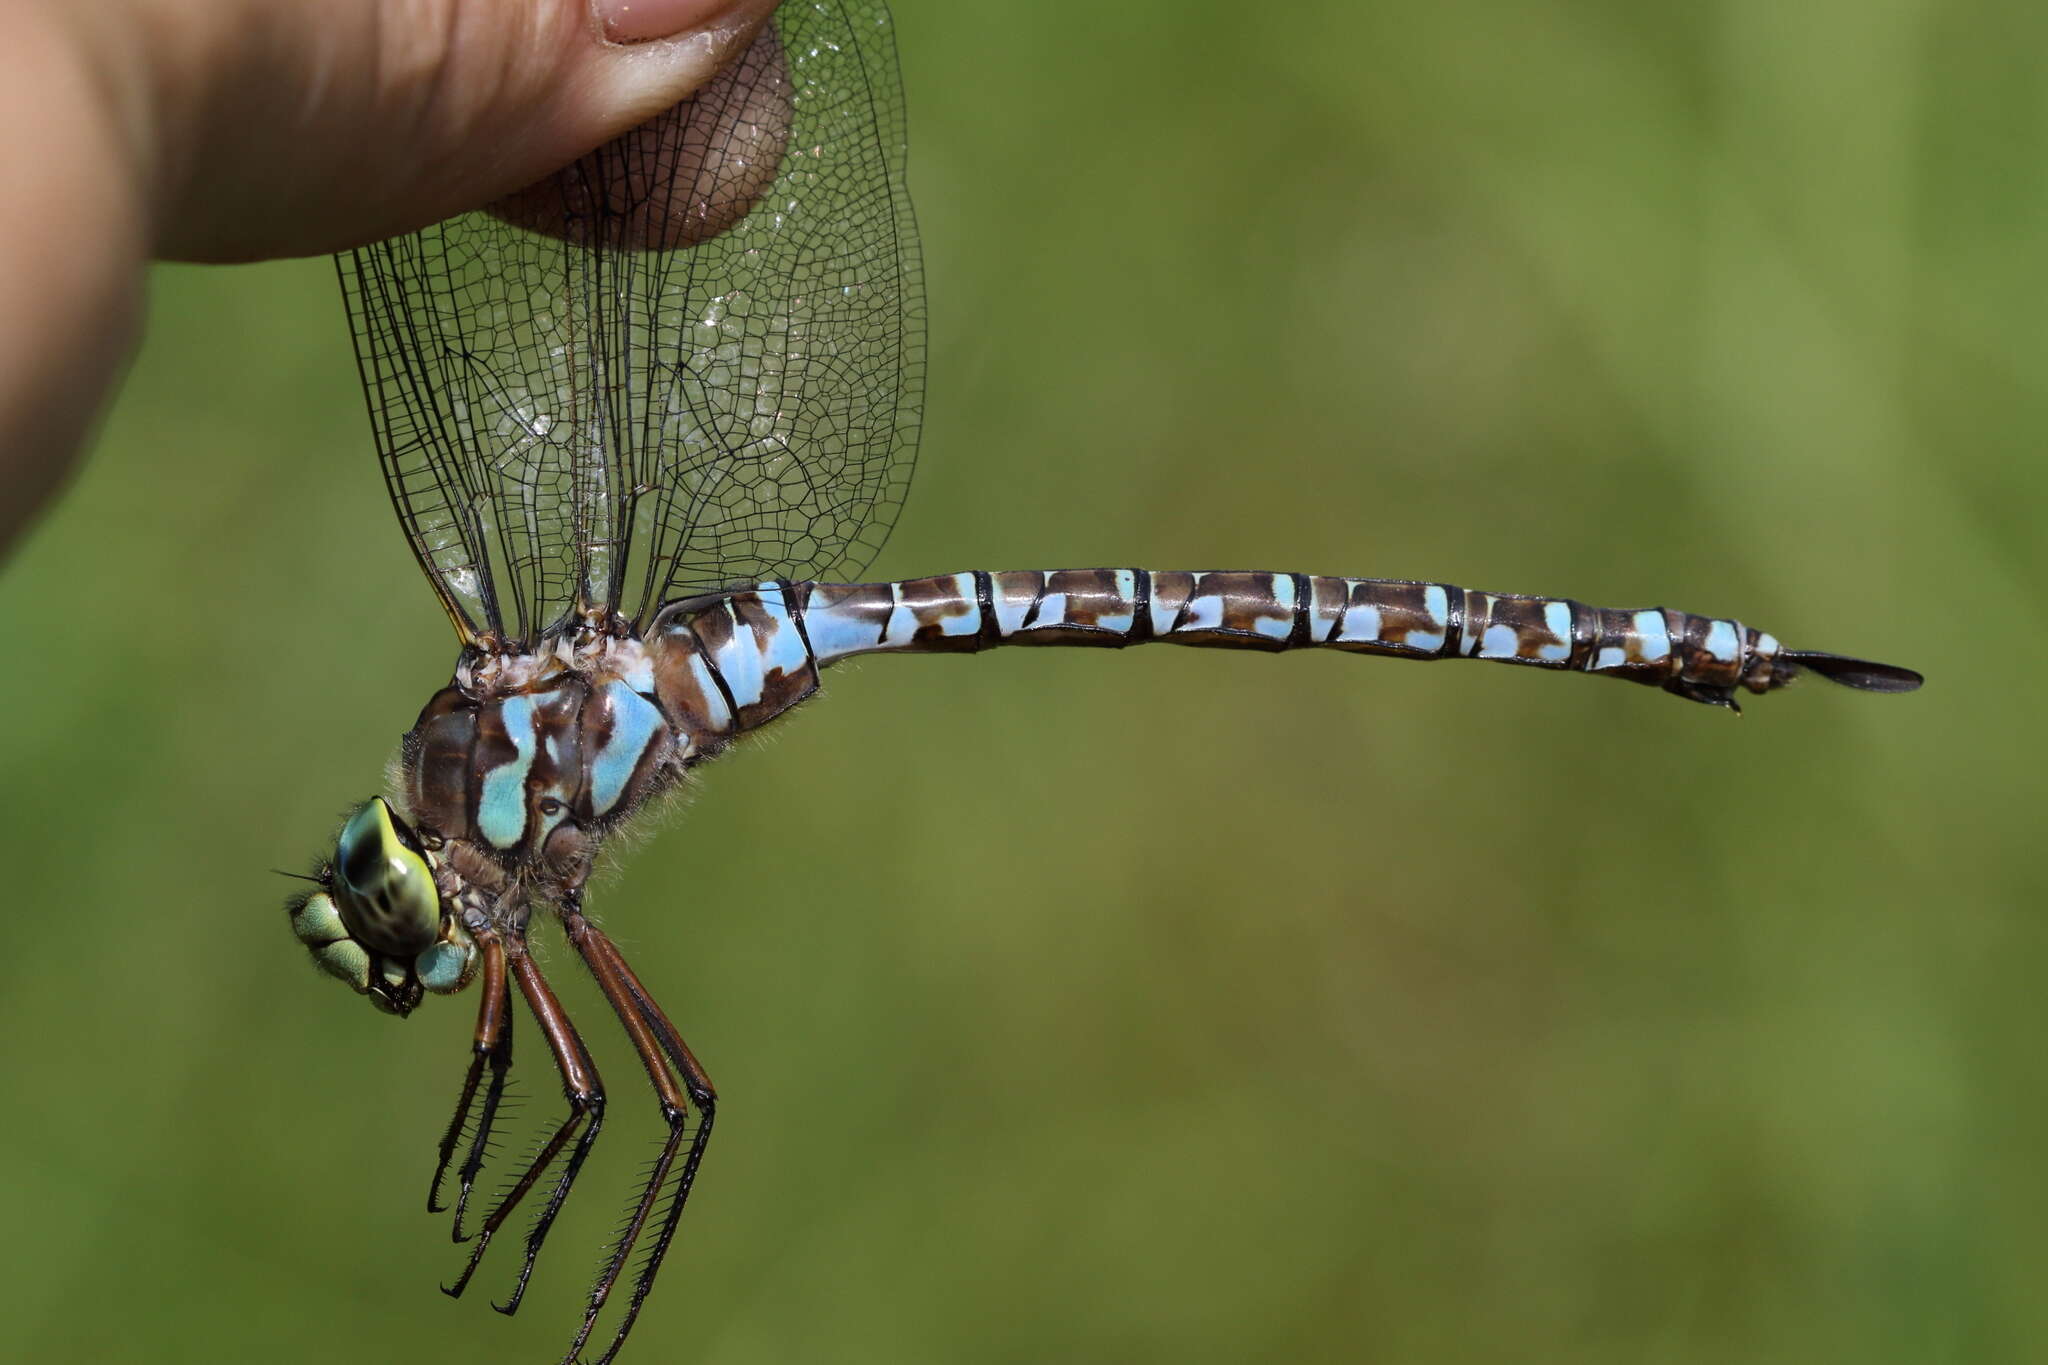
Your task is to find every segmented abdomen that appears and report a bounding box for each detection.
[808,570,1787,699]
[645,569,1905,746]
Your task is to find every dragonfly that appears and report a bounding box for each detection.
[284,2,1923,1361]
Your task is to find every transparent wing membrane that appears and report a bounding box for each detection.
[340,1,924,645]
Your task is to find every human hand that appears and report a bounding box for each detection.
[0,0,781,552]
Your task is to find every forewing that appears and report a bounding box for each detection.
[338,1,925,644]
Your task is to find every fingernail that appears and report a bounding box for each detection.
[597,0,731,45]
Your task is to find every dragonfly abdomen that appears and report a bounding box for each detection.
[642,569,1918,740]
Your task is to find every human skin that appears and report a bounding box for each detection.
[0,0,782,554]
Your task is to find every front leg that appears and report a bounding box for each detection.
[427,931,512,1239]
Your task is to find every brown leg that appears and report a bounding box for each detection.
[557,900,717,1365]
[427,933,514,1240]
[442,942,606,1313]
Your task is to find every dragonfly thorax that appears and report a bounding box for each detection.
[407,631,679,895]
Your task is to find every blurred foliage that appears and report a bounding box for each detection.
[1,1,2039,1362]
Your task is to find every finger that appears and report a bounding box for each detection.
[0,7,146,551]
[108,0,784,261]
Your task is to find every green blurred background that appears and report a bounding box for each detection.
[2,1,2038,1361]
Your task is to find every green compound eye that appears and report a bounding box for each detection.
[333,798,441,958]
[415,937,478,994]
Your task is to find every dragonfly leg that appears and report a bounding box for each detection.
[427,932,513,1239]
[441,942,606,1313]
[555,899,718,1365]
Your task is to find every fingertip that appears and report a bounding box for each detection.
[571,0,782,137]
[597,0,752,46]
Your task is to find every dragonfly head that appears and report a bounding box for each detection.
[286,797,479,1016]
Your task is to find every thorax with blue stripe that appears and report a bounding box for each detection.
[404,632,677,880]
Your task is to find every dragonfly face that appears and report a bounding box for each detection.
[286,796,478,1017]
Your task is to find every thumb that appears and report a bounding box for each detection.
[111,0,784,262]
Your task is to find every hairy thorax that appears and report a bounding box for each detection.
[402,621,680,902]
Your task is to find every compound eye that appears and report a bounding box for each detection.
[333,797,440,957]
[415,935,478,994]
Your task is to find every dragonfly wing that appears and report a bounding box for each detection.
[339,0,924,645]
